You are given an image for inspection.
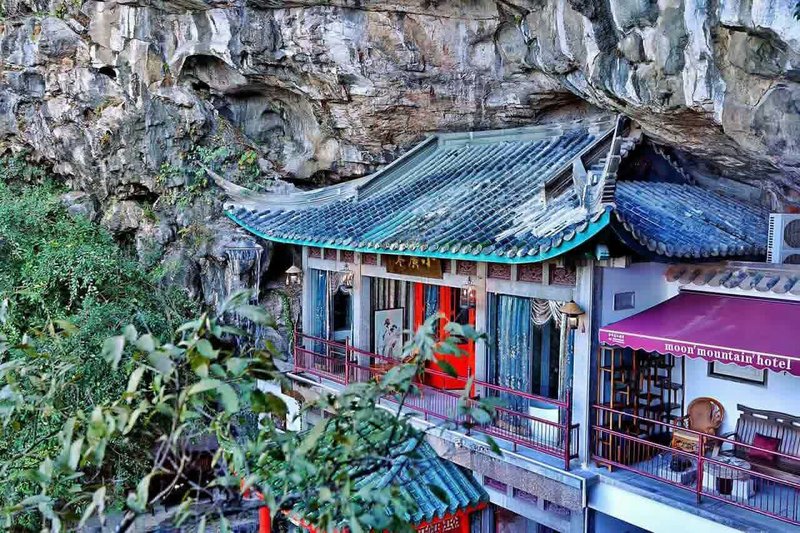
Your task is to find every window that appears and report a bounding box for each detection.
[486,294,562,399]
[613,291,635,310]
[708,361,767,385]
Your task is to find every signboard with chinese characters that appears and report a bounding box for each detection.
[416,512,463,533]
[384,255,443,279]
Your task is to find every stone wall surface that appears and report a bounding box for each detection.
[1,0,799,301]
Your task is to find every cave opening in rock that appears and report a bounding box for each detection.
[97,66,117,79]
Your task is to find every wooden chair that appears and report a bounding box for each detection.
[670,397,725,454]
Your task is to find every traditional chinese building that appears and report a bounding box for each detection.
[222,117,798,532]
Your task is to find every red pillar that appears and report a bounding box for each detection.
[259,506,271,533]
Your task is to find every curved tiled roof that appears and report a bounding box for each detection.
[613,182,769,259]
[226,120,616,263]
[666,262,800,295]
[224,120,770,263]
[356,438,487,523]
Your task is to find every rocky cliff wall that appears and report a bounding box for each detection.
[1,0,799,302]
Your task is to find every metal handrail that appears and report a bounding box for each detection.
[294,331,579,468]
[592,403,800,526]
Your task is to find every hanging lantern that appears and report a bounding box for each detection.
[285,264,303,287]
[560,300,585,330]
[460,276,477,309]
[339,263,354,290]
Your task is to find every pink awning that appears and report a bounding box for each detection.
[599,291,800,376]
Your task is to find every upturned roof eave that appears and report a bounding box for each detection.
[225,208,611,264]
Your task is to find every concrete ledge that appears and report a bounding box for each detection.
[589,471,797,533]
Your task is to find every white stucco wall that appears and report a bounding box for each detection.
[598,262,677,327]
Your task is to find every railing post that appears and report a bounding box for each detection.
[564,389,572,471]
[696,434,705,504]
[344,338,350,385]
[293,327,299,373]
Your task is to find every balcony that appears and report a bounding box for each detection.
[292,333,579,470]
[591,404,800,529]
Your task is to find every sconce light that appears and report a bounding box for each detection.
[285,264,303,288]
[460,276,477,309]
[339,263,354,290]
[560,300,585,330]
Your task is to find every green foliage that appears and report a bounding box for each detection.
[0,164,195,527]
[0,294,491,531]
[156,140,271,202]
[0,152,46,184]
[237,150,260,182]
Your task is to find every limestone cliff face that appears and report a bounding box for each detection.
[1,0,799,298]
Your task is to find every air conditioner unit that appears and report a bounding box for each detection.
[767,213,800,264]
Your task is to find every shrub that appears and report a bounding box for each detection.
[0,162,196,527]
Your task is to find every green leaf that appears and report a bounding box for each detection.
[135,334,156,353]
[68,437,83,470]
[176,319,202,333]
[443,321,464,337]
[52,319,77,336]
[147,351,174,375]
[101,336,125,370]
[236,305,273,325]
[381,364,417,388]
[79,487,106,527]
[252,391,288,418]
[123,324,138,342]
[20,494,51,507]
[484,435,503,456]
[123,406,144,434]
[188,378,219,396]
[469,406,492,425]
[298,419,327,454]
[127,473,154,513]
[195,338,217,359]
[435,359,458,378]
[217,382,239,414]
[126,366,146,395]
[219,290,253,315]
[218,514,231,533]
[225,357,248,376]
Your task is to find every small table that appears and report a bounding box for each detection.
[703,456,755,501]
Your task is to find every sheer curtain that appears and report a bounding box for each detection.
[309,269,330,350]
[424,284,440,321]
[487,294,566,406]
[488,294,532,414]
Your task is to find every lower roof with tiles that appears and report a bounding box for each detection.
[223,119,770,263]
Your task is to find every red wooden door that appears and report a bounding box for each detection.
[413,284,474,390]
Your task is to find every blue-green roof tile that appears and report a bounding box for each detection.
[224,120,769,263]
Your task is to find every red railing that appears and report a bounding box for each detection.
[592,404,800,526]
[293,332,579,469]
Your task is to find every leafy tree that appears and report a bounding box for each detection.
[0,291,492,532]
[0,158,196,526]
